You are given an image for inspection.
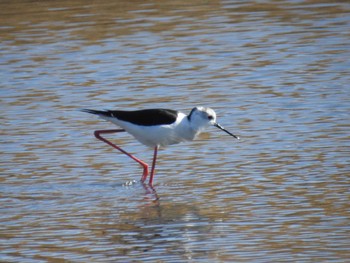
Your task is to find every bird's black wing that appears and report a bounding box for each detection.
[82,108,179,126]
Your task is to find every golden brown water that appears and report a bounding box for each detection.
[1,0,349,262]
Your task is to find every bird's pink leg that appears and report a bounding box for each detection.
[93,129,149,182]
[148,146,158,186]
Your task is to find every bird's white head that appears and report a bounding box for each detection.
[188,106,217,130]
[188,106,240,140]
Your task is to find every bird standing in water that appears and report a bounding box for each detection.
[82,106,239,186]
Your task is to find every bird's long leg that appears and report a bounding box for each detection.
[93,129,149,182]
[148,146,159,186]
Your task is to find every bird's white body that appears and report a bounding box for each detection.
[101,109,213,147]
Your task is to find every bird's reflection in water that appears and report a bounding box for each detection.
[122,179,160,204]
[141,181,160,204]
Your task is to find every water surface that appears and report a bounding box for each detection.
[1,0,349,262]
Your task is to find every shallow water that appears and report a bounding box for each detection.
[1,0,350,262]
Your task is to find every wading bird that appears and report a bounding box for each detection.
[82,106,239,185]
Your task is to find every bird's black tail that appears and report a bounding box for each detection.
[81,109,112,117]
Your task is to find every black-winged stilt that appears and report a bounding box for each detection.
[81,106,239,185]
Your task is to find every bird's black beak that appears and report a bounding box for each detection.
[214,123,240,140]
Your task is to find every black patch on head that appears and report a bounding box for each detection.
[102,109,178,126]
[187,107,197,121]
